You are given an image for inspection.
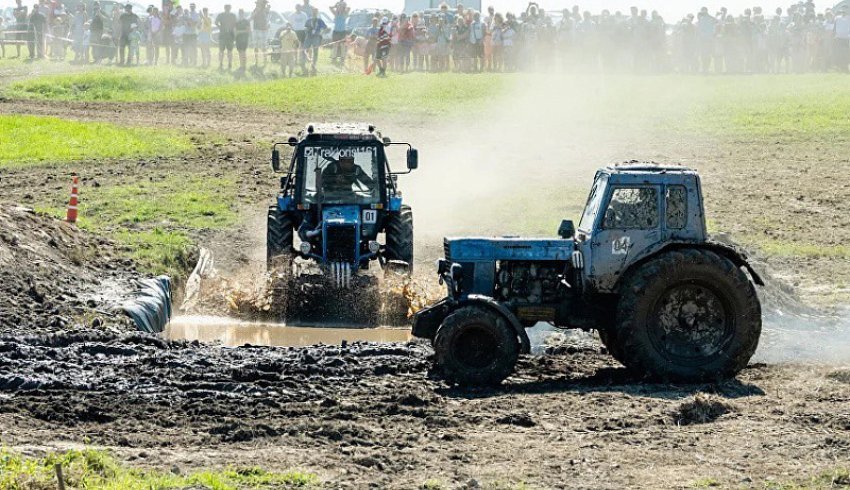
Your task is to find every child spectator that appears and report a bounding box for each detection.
[128,22,141,64]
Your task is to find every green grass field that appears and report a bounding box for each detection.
[4,66,509,115]
[5,67,850,135]
[0,115,193,168]
[37,175,238,275]
[0,448,319,490]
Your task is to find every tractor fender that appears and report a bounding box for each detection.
[412,296,532,354]
[463,295,532,354]
[614,241,764,293]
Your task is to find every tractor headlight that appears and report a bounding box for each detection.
[299,242,312,255]
[368,240,380,254]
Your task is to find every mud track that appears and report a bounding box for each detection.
[1,330,849,488]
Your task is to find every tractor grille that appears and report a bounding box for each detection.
[326,226,357,263]
[443,238,452,261]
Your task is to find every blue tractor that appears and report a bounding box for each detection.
[413,164,764,385]
[267,124,418,315]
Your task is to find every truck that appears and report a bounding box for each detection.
[412,164,763,386]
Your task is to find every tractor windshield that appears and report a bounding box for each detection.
[301,145,381,205]
[579,174,607,232]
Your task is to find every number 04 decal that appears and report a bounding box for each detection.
[362,209,378,224]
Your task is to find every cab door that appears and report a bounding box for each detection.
[589,185,662,292]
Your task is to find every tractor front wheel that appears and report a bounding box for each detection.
[385,205,414,273]
[267,205,294,274]
[433,305,519,387]
[614,249,761,382]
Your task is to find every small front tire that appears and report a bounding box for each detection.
[433,305,520,387]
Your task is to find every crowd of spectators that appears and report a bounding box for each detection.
[0,0,849,75]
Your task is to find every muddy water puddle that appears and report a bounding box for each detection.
[164,315,411,347]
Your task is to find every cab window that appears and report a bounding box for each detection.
[665,186,687,229]
[602,187,659,229]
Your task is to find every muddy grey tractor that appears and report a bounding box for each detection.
[267,124,417,312]
[413,164,763,386]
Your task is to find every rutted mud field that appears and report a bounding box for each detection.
[2,92,850,488]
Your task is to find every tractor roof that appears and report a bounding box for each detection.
[298,123,383,142]
[604,161,697,175]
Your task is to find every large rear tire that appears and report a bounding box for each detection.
[267,205,294,273]
[433,305,519,387]
[615,249,761,382]
[385,205,414,273]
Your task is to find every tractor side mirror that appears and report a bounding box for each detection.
[287,136,298,146]
[558,219,575,239]
[271,149,280,172]
[383,136,392,146]
[407,149,419,170]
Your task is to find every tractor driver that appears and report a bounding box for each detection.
[321,155,375,196]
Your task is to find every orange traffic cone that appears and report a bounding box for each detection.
[66,175,79,224]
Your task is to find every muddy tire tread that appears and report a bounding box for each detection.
[385,205,414,272]
[615,248,761,382]
[433,305,519,387]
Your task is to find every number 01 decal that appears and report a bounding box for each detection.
[363,209,378,224]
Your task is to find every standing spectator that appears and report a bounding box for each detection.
[183,3,199,66]
[290,4,307,70]
[198,7,211,68]
[363,16,378,74]
[501,14,515,71]
[834,7,850,71]
[329,0,348,65]
[117,4,137,66]
[71,3,87,63]
[13,0,28,59]
[0,17,5,58]
[696,7,716,73]
[111,6,121,55]
[303,7,326,75]
[215,4,236,71]
[278,22,298,77]
[89,1,103,62]
[128,22,141,64]
[234,8,250,73]
[397,13,413,72]
[679,14,698,73]
[148,7,162,65]
[27,3,45,60]
[250,0,269,67]
[469,11,484,72]
[451,15,467,71]
[432,15,450,72]
[375,16,390,77]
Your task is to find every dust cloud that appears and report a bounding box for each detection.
[383,74,850,366]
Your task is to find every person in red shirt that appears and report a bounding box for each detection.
[398,13,414,72]
[375,16,391,77]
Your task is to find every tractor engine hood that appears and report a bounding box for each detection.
[322,205,361,225]
[443,237,576,262]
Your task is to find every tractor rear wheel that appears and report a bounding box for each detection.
[614,249,761,382]
[385,205,414,273]
[433,305,519,387]
[267,205,294,273]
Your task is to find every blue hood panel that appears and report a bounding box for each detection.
[445,237,575,261]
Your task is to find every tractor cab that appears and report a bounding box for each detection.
[573,164,707,292]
